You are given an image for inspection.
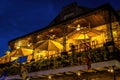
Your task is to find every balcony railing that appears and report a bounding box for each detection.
[0,43,120,76]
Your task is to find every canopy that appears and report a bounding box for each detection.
[35,40,63,51]
[10,47,33,57]
[0,55,10,64]
[0,54,18,64]
[0,48,33,64]
[32,40,63,59]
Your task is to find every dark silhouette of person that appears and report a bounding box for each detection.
[70,44,76,63]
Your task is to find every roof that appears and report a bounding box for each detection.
[8,3,120,48]
[48,2,92,26]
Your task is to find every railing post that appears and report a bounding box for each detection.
[63,24,67,52]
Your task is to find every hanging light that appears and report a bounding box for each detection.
[76,24,81,31]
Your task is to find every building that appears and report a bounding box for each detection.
[1,2,120,80]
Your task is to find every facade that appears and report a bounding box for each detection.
[0,2,120,80]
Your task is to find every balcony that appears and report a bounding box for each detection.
[2,44,120,79]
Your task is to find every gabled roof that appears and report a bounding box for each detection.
[48,2,92,26]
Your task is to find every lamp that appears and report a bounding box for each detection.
[27,44,31,47]
[48,75,52,79]
[76,24,80,31]
[108,68,114,73]
[76,71,81,76]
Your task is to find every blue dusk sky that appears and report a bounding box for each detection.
[0,0,120,56]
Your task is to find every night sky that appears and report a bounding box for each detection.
[0,0,120,57]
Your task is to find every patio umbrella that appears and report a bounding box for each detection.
[35,40,63,57]
[0,53,17,64]
[68,29,104,51]
[35,40,63,51]
[68,29,103,40]
[10,47,33,57]
[8,48,33,63]
[0,55,10,64]
[0,48,33,64]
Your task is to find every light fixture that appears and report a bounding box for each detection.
[108,68,114,73]
[27,44,31,47]
[76,71,81,76]
[76,24,80,31]
[16,46,20,49]
[48,75,52,79]
[37,35,40,38]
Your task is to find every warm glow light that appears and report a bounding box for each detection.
[48,75,52,79]
[76,27,80,31]
[112,31,117,37]
[16,46,20,49]
[37,35,40,38]
[111,69,114,72]
[28,44,31,47]
[76,24,81,31]
[76,71,81,76]
[108,68,114,73]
